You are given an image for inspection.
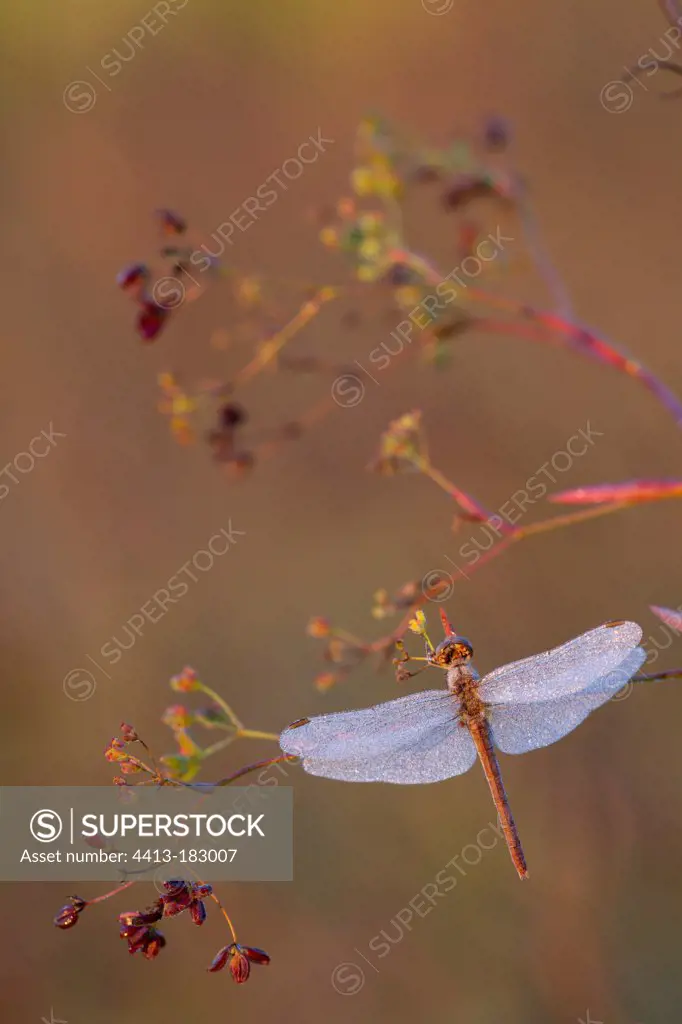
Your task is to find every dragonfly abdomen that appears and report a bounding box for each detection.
[468,718,528,880]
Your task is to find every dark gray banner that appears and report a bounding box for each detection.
[0,786,292,881]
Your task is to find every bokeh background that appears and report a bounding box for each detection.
[2,0,682,1021]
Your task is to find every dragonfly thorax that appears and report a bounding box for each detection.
[446,659,482,714]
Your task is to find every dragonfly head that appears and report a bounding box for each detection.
[428,635,474,668]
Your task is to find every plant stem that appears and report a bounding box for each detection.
[416,458,505,528]
[196,684,244,730]
[212,754,297,788]
[85,880,136,906]
[633,669,682,683]
[513,501,635,540]
[201,735,238,759]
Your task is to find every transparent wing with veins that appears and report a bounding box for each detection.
[480,622,645,755]
[280,690,477,784]
[479,621,643,705]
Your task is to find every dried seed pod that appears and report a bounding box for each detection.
[163,879,190,897]
[137,900,164,925]
[123,925,149,951]
[192,884,213,899]
[230,950,251,984]
[117,263,150,292]
[143,931,166,959]
[155,209,187,235]
[394,663,413,683]
[219,402,247,429]
[54,899,84,929]
[190,900,207,926]
[241,946,270,965]
[207,942,270,981]
[207,944,232,973]
[137,299,169,343]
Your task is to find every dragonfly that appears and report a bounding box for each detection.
[280,613,647,879]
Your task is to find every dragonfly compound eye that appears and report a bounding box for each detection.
[430,637,474,667]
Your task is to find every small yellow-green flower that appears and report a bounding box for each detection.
[408,610,427,635]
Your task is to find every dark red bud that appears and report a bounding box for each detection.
[230,951,251,984]
[120,722,138,742]
[242,946,271,965]
[163,879,189,896]
[192,883,213,899]
[117,263,150,291]
[54,905,79,929]
[123,925,149,951]
[219,402,247,429]
[155,209,187,235]
[143,931,166,959]
[162,898,191,917]
[207,944,232,973]
[137,300,169,343]
[190,900,207,926]
[161,880,192,915]
[137,900,164,925]
[54,896,86,929]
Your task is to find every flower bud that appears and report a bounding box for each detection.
[54,896,86,928]
[241,946,270,965]
[207,944,231,973]
[230,950,251,984]
[54,904,79,929]
[190,900,207,926]
[170,667,200,692]
[219,402,247,429]
[306,616,331,639]
[155,209,187,235]
[136,300,168,343]
[117,263,150,293]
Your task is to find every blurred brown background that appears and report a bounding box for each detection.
[2,0,682,1021]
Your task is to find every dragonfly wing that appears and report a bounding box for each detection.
[280,690,454,762]
[301,722,477,783]
[490,648,646,754]
[478,621,643,705]
[280,690,477,783]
